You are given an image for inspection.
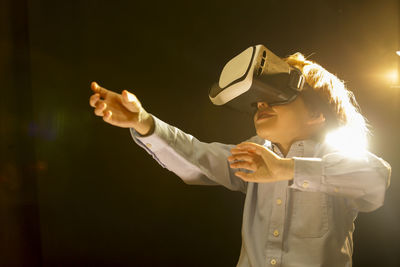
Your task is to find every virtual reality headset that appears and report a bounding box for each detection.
[209,44,309,115]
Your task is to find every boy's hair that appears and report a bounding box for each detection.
[284,53,369,147]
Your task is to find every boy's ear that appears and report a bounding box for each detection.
[307,112,325,126]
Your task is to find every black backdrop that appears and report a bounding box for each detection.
[1,0,399,266]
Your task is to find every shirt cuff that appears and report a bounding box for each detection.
[129,115,172,153]
[290,157,324,191]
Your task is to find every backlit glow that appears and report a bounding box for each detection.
[325,126,368,158]
[396,51,400,56]
[386,69,399,84]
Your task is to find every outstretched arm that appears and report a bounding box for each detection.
[89,82,262,192]
[131,117,266,192]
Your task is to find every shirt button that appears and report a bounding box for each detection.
[270,259,277,265]
[273,230,280,237]
[302,181,309,188]
[145,143,152,148]
[276,198,282,205]
[334,187,339,193]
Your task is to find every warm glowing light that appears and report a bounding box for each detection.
[325,126,367,158]
[386,69,398,84]
[396,51,400,56]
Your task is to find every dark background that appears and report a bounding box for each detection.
[1,0,399,266]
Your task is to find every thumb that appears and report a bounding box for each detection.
[121,90,142,112]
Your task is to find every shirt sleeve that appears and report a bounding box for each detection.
[130,115,265,193]
[290,151,391,212]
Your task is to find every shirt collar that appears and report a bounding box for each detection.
[271,140,319,158]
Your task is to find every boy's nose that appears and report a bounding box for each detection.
[257,102,269,109]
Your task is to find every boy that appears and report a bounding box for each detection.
[89,52,391,267]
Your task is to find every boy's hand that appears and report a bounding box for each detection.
[228,142,294,183]
[89,81,154,135]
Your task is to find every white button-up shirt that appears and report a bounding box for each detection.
[131,116,391,267]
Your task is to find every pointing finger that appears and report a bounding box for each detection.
[91,81,109,98]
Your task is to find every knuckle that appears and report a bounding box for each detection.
[96,101,106,110]
[94,107,104,116]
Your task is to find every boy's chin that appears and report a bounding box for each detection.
[255,129,273,141]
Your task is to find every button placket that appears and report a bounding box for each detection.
[265,182,287,267]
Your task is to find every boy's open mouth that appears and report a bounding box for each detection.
[257,111,276,121]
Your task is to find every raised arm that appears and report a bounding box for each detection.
[89,82,262,192]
